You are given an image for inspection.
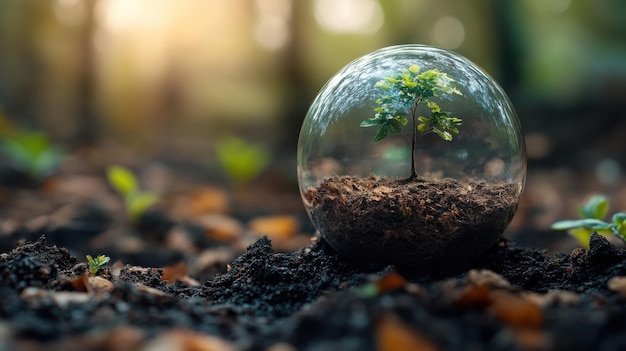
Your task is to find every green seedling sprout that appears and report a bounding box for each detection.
[215,135,271,189]
[360,64,462,179]
[106,165,160,222]
[0,129,64,181]
[551,195,626,249]
[86,254,110,275]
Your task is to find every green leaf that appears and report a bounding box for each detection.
[550,218,612,231]
[426,100,441,112]
[374,127,388,141]
[96,255,110,266]
[360,119,379,127]
[612,213,626,242]
[389,121,402,133]
[86,255,95,264]
[579,195,609,220]
[86,254,111,274]
[368,64,462,146]
[32,149,64,180]
[612,213,626,239]
[215,136,271,186]
[126,192,160,221]
[106,166,138,197]
[612,212,626,225]
[0,131,64,180]
[440,131,453,141]
[395,116,408,126]
[567,228,593,249]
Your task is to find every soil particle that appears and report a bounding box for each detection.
[0,236,78,291]
[303,175,520,272]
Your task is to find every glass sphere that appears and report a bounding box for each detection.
[297,45,526,272]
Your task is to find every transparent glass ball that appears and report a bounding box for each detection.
[297,45,526,272]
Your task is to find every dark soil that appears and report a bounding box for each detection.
[303,175,520,272]
[2,147,626,350]
[3,233,626,350]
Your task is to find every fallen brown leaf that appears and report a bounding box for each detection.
[490,290,543,329]
[376,314,439,351]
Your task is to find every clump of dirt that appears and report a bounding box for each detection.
[4,234,626,350]
[303,175,520,272]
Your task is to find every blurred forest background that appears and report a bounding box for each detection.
[1,0,626,248]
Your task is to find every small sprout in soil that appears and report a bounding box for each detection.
[215,135,271,189]
[551,195,626,249]
[0,129,64,181]
[86,254,110,275]
[360,64,462,179]
[106,165,160,222]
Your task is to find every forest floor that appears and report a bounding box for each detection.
[2,145,626,351]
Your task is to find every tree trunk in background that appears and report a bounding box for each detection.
[278,0,311,150]
[0,1,45,127]
[74,0,99,146]
[489,0,525,98]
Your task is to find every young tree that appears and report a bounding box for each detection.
[360,64,462,179]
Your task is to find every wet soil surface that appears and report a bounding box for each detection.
[3,232,626,350]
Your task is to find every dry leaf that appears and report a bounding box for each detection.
[249,215,299,240]
[453,284,492,309]
[70,272,90,292]
[376,314,439,351]
[490,290,543,329]
[142,329,237,351]
[187,187,230,215]
[376,272,407,295]
[88,276,115,295]
[162,261,189,284]
[162,261,199,286]
[196,214,243,243]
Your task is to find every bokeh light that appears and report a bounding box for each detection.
[314,0,384,34]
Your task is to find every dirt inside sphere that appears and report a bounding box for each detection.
[303,175,520,272]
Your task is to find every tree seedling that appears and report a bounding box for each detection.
[551,195,626,249]
[86,254,110,275]
[106,165,160,222]
[215,135,271,189]
[360,64,462,179]
[0,129,65,181]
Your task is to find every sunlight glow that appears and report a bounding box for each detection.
[314,0,384,34]
[54,0,86,27]
[254,0,292,51]
[96,0,171,32]
[431,16,465,49]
